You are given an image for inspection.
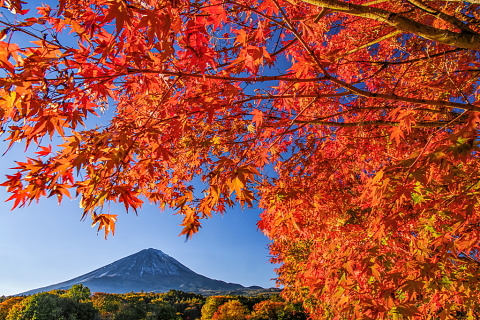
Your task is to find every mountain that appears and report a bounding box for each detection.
[19,248,247,295]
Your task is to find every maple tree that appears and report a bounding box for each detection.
[0,0,480,318]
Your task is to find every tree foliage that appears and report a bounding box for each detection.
[1,0,480,318]
[5,292,97,320]
[212,300,250,320]
[249,300,285,320]
[63,284,91,303]
[1,288,292,320]
[201,297,232,320]
[146,300,181,320]
[0,297,24,320]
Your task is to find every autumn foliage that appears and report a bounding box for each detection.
[1,0,480,318]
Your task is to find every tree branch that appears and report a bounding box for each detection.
[298,0,480,49]
[341,30,402,57]
[292,119,464,128]
[127,69,326,82]
[406,0,475,33]
[235,92,349,104]
[327,77,480,112]
[349,48,464,66]
[426,0,480,3]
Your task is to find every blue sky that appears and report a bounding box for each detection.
[0,180,277,296]
[0,114,277,296]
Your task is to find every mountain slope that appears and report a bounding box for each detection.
[19,248,246,295]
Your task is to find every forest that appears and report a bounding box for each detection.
[0,285,307,320]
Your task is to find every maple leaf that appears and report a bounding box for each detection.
[91,213,118,239]
[35,145,52,157]
[179,207,201,240]
[251,109,263,128]
[389,126,404,145]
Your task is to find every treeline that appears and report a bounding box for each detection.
[0,285,307,320]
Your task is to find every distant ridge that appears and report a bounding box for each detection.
[19,248,249,295]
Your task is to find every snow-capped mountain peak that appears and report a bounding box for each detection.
[18,248,247,295]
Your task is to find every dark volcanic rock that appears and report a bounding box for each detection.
[19,248,246,295]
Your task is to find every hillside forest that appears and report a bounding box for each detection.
[0,285,307,320]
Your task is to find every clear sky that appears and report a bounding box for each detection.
[0,178,278,296]
[0,103,277,297]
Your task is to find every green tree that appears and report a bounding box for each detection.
[9,293,60,320]
[6,292,96,320]
[160,290,204,304]
[111,295,147,320]
[277,304,307,320]
[146,300,181,320]
[182,305,202,320]
[64,285,91,302]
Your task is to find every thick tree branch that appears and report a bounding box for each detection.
[298,0,480,49]
[127,69,480,112]
[428,0,480,3]
[349,48,463,65]
[342,30,402,57]
[407,0,475,33]
[306,120,461,127]
[327,77,480,112]
[235,92,349,104]
[283,118,465,128]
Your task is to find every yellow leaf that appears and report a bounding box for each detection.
[230,177,244,196]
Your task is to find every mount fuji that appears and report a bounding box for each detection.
[19,248,249,295]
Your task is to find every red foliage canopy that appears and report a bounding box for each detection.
[0,0,480,318]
